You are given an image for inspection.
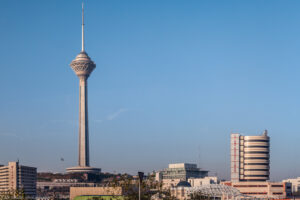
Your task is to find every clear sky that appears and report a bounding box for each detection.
[1,0,300,181]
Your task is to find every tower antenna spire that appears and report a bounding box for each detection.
[81,2,85,52]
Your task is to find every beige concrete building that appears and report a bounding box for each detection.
[231,130,270,182]
[0,161,37,198]
[69,187,123,200]
[223,181,292,198]
[228,130,293,198]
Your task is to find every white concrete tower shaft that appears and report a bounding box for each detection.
[79,75,89,166]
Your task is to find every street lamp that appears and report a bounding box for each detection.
[138,172,144,200]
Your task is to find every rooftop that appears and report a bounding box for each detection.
[168,163,198,169]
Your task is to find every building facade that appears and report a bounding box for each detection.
[0,161,37,198]
[222,181,292,198]
[156,163,208,188]
[231,130,270,182]
[69,187,123,200]
[282,177,300,193]
[161,163,208,180]
[188,177,218,187]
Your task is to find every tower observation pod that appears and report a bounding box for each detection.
[66,3,101,175]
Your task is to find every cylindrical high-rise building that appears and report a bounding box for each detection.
[243,133,270,181]
[66,4,100,174]
[231,130,270,182]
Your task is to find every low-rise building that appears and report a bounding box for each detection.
[282,177,300,193]
[37,179,97,199]
[188,176,218,187]
[222,181,292,198]
[156,163,208,189]
[0,161,37,199]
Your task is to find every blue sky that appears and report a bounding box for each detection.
[1,0,300,181]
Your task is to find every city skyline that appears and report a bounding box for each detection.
[1,0,300,181]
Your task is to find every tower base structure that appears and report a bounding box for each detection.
[66,166,101,174]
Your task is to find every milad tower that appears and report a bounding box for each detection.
[66,4,101,174]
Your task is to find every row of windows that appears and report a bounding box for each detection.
[244,140,269,142]
[244,146,269,148]
[19,178,36,180]
[242,192,267,195]
[244,157,269,160]
[244,169,268,171]
[244,152,269,154]
[244,163,269,165]
[235,185,267,187]
[244,175,269,177]
[241,179,269,182]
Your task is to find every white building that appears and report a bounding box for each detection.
[231,130,270,182]
[0,161,37,198]
[156,163,209,189]
[282,177,300,193]
[188,177,218,187]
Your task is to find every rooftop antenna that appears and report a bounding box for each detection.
[81,2,85,52]
[198,145,201,168]
[263,129,268,136]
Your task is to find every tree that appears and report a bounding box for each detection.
[0,189,26,200]
[106,173,186,200]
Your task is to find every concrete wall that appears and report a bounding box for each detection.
[70,187,123,200]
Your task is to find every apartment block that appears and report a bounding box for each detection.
[0,161,37,198]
